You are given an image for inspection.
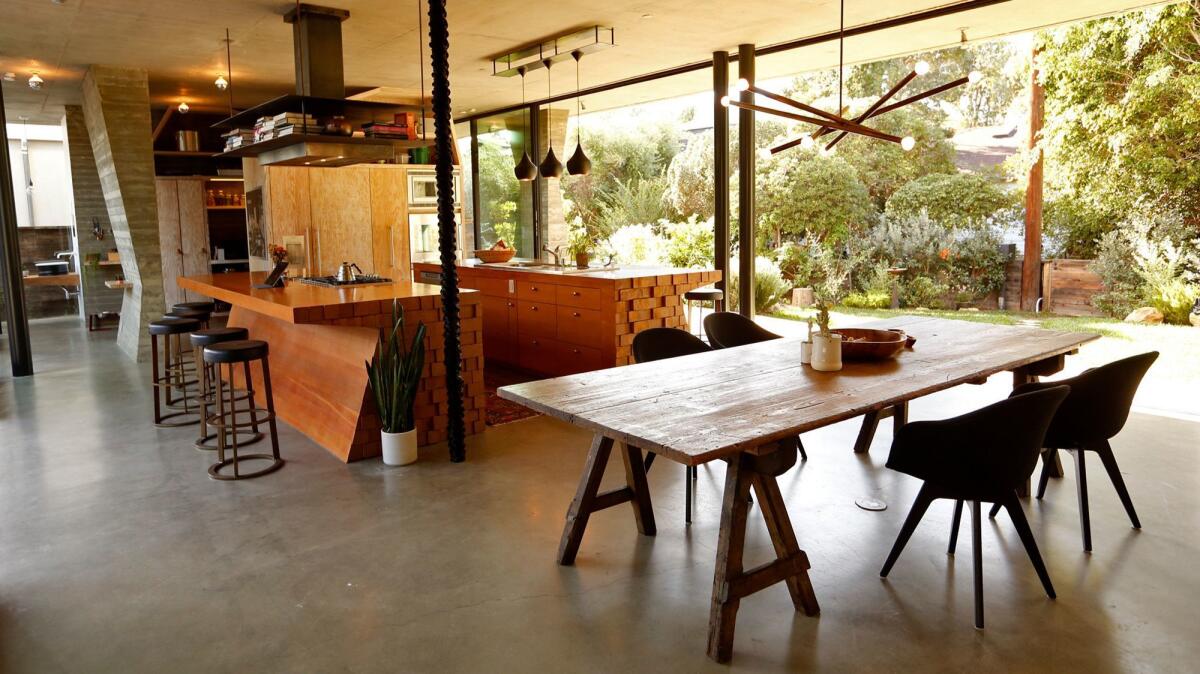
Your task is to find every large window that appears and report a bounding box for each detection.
[473,110,535,257]
[6,123,73,228]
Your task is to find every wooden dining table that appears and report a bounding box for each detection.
[497,316,1099,662]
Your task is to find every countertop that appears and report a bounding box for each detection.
[414,259,718,283]
[179,272,475,324]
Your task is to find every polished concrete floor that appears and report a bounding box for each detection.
[2,318,1199,673]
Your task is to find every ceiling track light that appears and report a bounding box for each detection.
[513,66,537,182]
[538,59,564,179]
[722,0,980,156]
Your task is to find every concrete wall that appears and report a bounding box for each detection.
[64,105,123,320]
[81,66,163,361]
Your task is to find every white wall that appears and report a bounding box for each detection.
[6,123,74,228]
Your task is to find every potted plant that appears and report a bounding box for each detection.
[809,246,859,372]
[567,227,593,269]
[365,300,426,466]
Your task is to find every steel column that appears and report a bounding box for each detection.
[713,52,730,308]
[0,82,34,376]
[469,117,482,248]
[736,44,755,318]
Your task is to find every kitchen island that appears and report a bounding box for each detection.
[413,260,721,376]
[178,272,485,462]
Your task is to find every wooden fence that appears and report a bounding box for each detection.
[1041,259,1104,317]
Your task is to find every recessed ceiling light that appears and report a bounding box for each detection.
[2,72,15,82]
[28,73,44,90]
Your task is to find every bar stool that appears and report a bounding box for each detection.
[684,287,724,338]
[203,340,284,480]
[149,317,202,427]
[174,301,216,314]
[190,327,262,452]
[167,307,211,330]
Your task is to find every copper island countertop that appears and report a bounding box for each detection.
[178,272,473,324]
[412,259,719,285]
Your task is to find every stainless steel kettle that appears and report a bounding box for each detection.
[336,261,363,282]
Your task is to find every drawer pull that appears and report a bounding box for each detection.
[531,340,538,345]
[571,291,581,296]
[530,286,539,292]
[572,348,580,354]
[572,312,580,317]
[530,306,538,311]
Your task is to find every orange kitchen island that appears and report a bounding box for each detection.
[179,272,486,462]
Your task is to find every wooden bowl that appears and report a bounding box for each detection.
[830,328,914,361]
[474,248,516,264]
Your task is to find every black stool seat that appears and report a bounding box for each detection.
[167,308,210,321]
[204,339,269,364]
[149,317,202,335]
[190,327,249,347]
[684,287,724,302]
[174,301,216,313]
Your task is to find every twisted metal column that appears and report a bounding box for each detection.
[427,0,466,461]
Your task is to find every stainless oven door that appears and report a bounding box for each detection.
[407,170,439,207]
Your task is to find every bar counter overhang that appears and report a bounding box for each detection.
[179,272,486,462]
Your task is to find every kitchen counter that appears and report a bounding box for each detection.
[179,271,485,462]
[413,261,722,375]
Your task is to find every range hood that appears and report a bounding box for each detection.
[215,3,423,168]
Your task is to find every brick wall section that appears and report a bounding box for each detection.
[7,228,73,318]
[293,293,486,456]
[613,270,722,365]
[81,66,163,362]
[64,105,123,319]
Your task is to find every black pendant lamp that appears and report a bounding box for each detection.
[566,50,591,176]
[514,66,537,181]
[538,59,564,179]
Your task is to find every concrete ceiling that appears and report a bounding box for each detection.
[0,0,1171,125]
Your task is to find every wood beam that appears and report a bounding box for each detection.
[1022,43,1044,312]
[151,106,174,143]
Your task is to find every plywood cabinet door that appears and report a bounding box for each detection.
[156,179,184,310]
[309,168,372,276]
[369,168,409,281]
[265,166,313,271]
[481,294,516,364]
[177,179,210,299]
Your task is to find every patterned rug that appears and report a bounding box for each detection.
[485,365,541,426]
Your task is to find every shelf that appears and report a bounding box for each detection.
[213,94,424,130]
[97,260,122,266]
[105,280,133,289]
[154,150,219,157]
[206,205,245,211]
[210,259,249,265]
[218,133,431,159]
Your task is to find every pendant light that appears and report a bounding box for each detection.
[513,66,537,181]
[566,50,592,176]
[538,59,564,179]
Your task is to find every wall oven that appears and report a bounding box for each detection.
[407,169,461,209]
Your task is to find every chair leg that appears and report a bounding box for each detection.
[987,502,1002,519]
[880,484,935,577]
[1072,449,1092,552]
[1036,450,1054,499]
[948,499,964,554]
[1094,440,1141,529]
[686,465,693,525]
[971,500,984,630]
[1002,494,1056,599]
[797,435,807,462]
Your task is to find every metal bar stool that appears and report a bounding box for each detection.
[163,307,212,407]
[683,287,724,339]
[149,317,202,427]
[190,327,263,452]
[203,340,284,480]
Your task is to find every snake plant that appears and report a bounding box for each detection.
[365,300,426,434]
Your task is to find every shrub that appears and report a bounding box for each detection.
[756,152,875,247]
[606,223,666,266]
[1042,195,1114,259]
[1091,209,1200,323]
[727,256,790,314]
[885,173,1016,230]
[661,216,715,269]
[774,240,820,287]
[903,276,950,309]
[843,291,891,309]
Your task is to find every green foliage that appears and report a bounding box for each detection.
[728,257,790,314]
[756,152,875,248]
[662,216,715,269]
[860,213,1009,302]
[843,291,891,309]
[884,173,1016,229]
[607,223,666,266]
[476,136,522,250]
[364,302,426,434]
[595,177,674,237]
[903,276,950,309]
[807,245,864,331]
[834,107,958,208]
[1042,195,1114,259]
[1036,2,1200,221]
[774,240,821,287]
[665,135,715,219]
[1091,210,1200,323]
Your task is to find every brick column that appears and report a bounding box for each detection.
[81,66,163,361]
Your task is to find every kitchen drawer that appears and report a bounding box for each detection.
[556,341,602,374]
[518,336,602,376]
[516,280,554,302]
[463,275,512,297]
[555,284,604,310]
[556,305,604,349]
[517,300,557,338]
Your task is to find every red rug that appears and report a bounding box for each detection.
[484,365,541,426]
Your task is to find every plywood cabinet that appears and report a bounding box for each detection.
[156,177,210,309]
[308,168,373,276]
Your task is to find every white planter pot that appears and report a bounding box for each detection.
[381,429,418,466]
[811,332,843,372]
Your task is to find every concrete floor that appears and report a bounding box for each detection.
[2,317,1198,673]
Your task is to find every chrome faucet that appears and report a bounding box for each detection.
[542,245,563,267]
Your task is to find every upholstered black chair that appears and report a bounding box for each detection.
[632,328,712,524]
[701,312,808,462]
[880,386,1070,629]
[986,352,1158,551]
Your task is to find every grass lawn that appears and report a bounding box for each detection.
[767,305,1200,417]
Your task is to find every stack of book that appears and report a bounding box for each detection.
[362,112,428,140]
[222,128,254,151]
[253,112,318,143]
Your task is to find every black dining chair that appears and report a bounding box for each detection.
[986,352,1158,551]
[632,328,712,525]
[701,312,807,461]
[880,386,1070,629]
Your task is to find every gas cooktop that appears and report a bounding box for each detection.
[300,275,392,288]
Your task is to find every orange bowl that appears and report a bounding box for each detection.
[829,328,913,361]
[475,248,516,263]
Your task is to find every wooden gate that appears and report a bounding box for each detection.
[1041,259,1104,317]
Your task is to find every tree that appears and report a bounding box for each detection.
[834,107,958,208]
[885,173,1016,229]
[1034,2,1200,222]
[756,151,875,248]
[665,134,715,219]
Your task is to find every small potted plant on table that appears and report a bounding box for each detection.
[366,300,426,466]
[809,246,859,372]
